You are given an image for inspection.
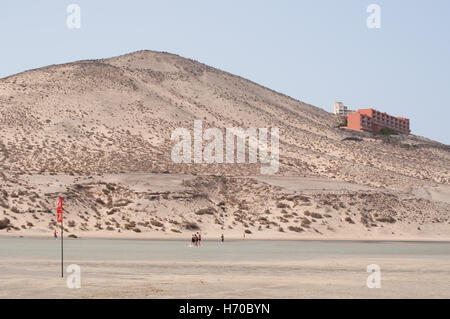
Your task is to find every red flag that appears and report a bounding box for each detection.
[56,197,63,223]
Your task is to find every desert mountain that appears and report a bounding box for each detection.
[0,50,449,239]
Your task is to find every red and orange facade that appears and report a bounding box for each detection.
[343,108,410,134]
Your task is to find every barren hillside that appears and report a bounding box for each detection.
[0,50,449,239]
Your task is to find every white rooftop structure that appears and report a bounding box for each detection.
[333,102,354,116]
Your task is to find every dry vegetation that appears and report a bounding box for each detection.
[0,50,449,238]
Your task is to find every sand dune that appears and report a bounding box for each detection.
[0,50,449,240]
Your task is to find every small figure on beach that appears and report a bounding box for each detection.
[53,230,57,239]
[191,234,196,246]
[193,234,199,246]
[221,234,224,243]
[196,232,201,245]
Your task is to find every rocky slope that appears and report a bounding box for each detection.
[0,50,449,239]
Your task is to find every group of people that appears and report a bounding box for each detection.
[190,233,225,246]
[191,232,201,246]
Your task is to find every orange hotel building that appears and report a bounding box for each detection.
[344,108,410,134]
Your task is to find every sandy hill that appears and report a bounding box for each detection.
[0,50,449,239]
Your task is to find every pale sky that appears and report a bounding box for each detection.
[1,0,449,144]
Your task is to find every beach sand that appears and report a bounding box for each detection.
[1,238,449,299]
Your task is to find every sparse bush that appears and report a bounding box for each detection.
[195,207,216,215]
[113,199,132,207]
[298,196,310,202]
[0,198,9,209]
[376,216,396,223]
[124,221,136,230]
[379,128,398,136]
[342,136,362,142]
[278,216,289,223]
[288,226,303,233]
[183,221,200,230]
[107,208,119,215]
[301,218,311,227]
[0,218,10,229]
[310,212,323,219]
[95,198,105,205]
[276,202,288,209]
[345,217,355,224]
[151,220,164,227]
[338,119,347,127]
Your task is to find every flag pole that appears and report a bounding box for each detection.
[57,196,64,278]
[61,210,63,278]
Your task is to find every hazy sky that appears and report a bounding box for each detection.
[1,0,449,144]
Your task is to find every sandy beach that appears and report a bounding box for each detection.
[1,237,449,299]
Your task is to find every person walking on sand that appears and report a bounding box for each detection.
[54,230,57,239]
[191,234,195,246]
[196,234,199,246]
[221,234,224,243]
[197,232,201,246]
